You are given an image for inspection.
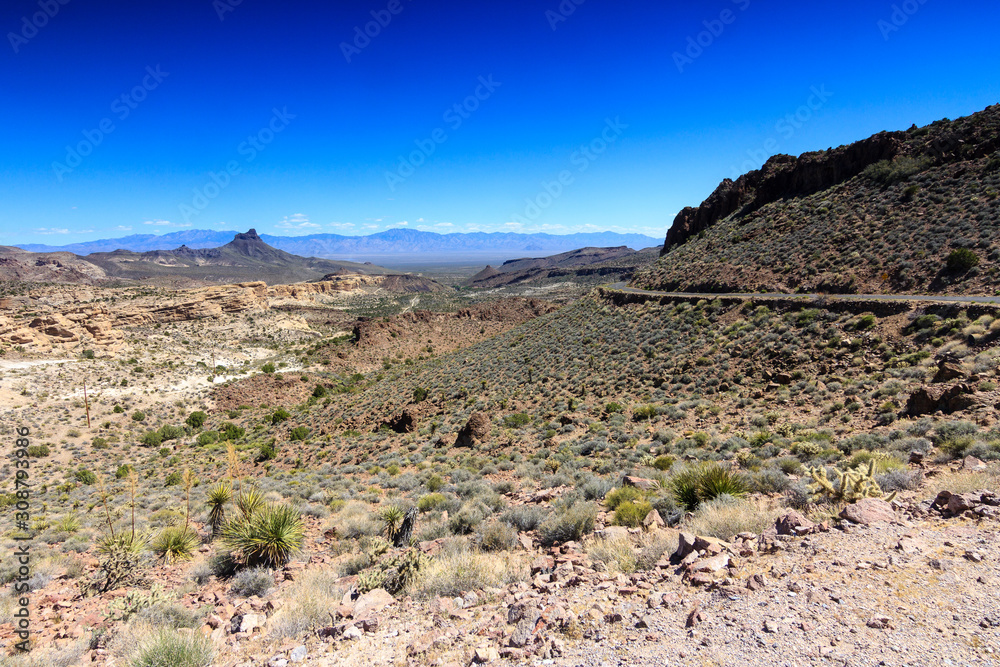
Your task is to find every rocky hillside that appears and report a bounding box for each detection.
[635,103,1000,295]
[463,246,659,290]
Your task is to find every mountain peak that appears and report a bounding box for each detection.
[234,229,261,242]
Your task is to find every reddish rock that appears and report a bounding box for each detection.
[839,498,894,525]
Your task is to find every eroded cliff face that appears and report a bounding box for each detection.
[662,104,1000,254]
[0,275,416,353]
[663,133,905,254]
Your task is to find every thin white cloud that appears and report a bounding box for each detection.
[504,222,523,230]
[434,222,453,228]
[276,213,320,230]
[363,224,380,230]
[416,217,425,223]
[115,225,133,232]
[394,221,409,226]
[329,222,355,230]
[35,228,70,235]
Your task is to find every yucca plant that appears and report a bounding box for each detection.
[234,487,265,520]
[670,462,749,512]
[152,527,199,565]
[378,505,405,543]
[206,480,233,537]
[222,502,304,569]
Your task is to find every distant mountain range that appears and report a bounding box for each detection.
[0,230,443,289]
[18,229,661,259]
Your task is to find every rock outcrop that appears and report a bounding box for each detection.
[662,133,903,254]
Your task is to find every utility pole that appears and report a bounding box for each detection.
[83,380,91,428]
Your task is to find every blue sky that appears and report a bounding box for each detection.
[1,0,998,246]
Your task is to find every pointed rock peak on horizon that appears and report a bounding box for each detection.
[235,228,261,240]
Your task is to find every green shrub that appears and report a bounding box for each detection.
[74,469,96,485]
[140,430,163,448]
[131,411,146,422]
[262,362,276,374]
[652,455,676,471]
[197,431,219,446]
[159,425,184,442]
[270,408,291,424]
[116,464,133,479]
[219,423,245,441]
[946,248,980,272]
[230,566,273,597]
[416,493,447,512]
[258,440,277,461]
[503,413,531,428]
[476,521,518,551]
[26,444,50,457]
[425,474,444,492]
[164,472,182,487]
[604,402,624,414]
[604,486,643,510]
[289,426,310,442]
[185,411,207,428]
[633,405,657,421]
[538,503,596,546]
[312,384,328,399]
[500,505,548,532]
[413,387,429,402]
[92,437,109,449]
[613,500,652,527]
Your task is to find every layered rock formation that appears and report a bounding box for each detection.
[0,275,440,352]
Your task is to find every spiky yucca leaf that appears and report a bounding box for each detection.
[234,487,264,520]
[97,530,150,556]
[152,527,199,564]
[222,502,304,569]
[378,505,405,542]
[207,480,233,536]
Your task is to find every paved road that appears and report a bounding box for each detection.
[605,282,1000,305]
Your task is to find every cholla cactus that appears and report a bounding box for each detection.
[806,460,896,503]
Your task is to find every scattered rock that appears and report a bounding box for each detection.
[839,498,894,525]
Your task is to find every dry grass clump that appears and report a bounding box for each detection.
[408,541,528,598]
[268,569,352,638]
[586,534,637,573]
[923,465,1000,496]
[108,620,214,667]
[686,496,780,541]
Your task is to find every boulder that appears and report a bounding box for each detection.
[773,510,816,536]
[621,475,657,490]
[839,498,894,525]
[352,588,394,618]
[456,411,491,447]
[642,509,665,530]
